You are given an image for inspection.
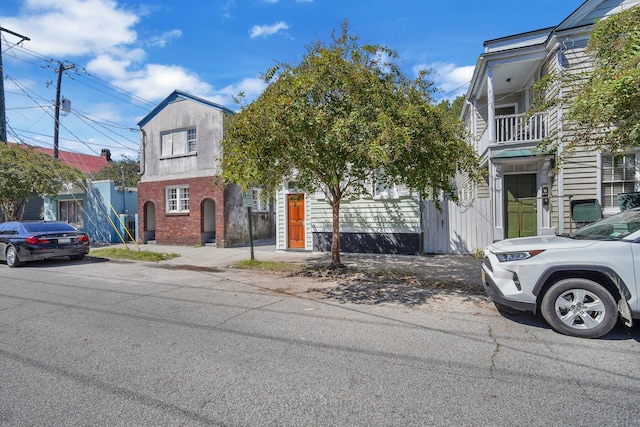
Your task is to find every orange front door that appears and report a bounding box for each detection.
[287,194,305,249]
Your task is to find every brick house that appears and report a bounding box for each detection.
[137,90,274,247]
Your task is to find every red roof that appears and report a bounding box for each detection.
[8,143,111,173]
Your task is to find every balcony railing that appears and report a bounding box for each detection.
[495,112,548,144]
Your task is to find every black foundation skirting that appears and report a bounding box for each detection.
[313,232,421,255]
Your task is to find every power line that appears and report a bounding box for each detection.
[1,26,31,143]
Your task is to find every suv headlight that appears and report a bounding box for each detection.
[495,250,544,262]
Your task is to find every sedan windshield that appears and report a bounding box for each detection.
[571,209,640,240]
[23,222,77,233]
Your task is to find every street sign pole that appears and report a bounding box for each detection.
[242,191,255,260]
[247,206,254,260]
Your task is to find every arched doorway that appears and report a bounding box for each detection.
[201,198,216,245]
[143,201,156,243]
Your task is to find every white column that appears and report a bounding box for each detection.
[492,161,504,241]
[487,69,495,144]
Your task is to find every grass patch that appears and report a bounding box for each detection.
[232,259,305,273]
[90,247,180,262]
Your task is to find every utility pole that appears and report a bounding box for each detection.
[0,27,30,143]
[53,62,74,158]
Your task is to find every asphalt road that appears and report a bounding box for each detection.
[1,257,640,426]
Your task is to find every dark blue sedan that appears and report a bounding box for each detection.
[0,221,90,267]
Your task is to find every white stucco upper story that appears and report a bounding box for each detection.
[138,90,233,182]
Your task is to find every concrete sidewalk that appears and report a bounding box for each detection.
[119,240,484,288]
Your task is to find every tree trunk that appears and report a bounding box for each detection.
[330,199,342,268]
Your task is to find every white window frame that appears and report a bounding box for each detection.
[161,128,197,158]
[601,153,640,213]
[166,186,190,213]
[372,177,398,199]
[250,188,271,212]
[187,128,197,152]
[370,170,409,200]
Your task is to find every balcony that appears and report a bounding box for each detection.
[477,111,549,156]
[495,112,548,143]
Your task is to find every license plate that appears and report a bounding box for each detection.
[58,238,71,244]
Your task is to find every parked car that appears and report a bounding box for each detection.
[0,221,90,268]
[482,208,640,338]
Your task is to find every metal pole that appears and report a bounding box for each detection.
[121,166,126,214]
[0,27,30,143]
[0,33,6,143]
[248,206,254,260]
[53,63,64,158]
[53,62,74,158]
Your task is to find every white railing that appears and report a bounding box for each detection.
[495,112,548,144]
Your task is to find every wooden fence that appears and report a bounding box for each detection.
[422,198,492,254]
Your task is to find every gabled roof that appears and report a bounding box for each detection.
[137,90,235,128]
[8,143,111,173]
[556,0,640,32]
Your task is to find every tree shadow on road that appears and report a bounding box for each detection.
[298,264,488,307]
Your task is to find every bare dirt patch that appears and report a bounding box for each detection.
[295,264,489,307]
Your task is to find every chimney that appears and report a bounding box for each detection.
[101,149,112,162]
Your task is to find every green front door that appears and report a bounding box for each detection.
[505,174,537,238]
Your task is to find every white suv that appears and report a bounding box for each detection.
[482,208,640,338]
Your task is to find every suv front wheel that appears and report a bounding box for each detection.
[541,278,618,338]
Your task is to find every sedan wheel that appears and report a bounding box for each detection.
[6,246,23,268]
[541,278,618,338]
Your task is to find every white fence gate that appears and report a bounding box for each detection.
[422,198,491,254]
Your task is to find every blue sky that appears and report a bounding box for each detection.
[0,0,585,160]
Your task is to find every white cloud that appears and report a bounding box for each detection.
[112,64,214,102]
[2,0,269,114]
[86,55,133,80]
[149,29,182,48]
[250,21,289,39]
[414,62,474,100]
[220,0,235,19]
[2,0,139,57]
[86,103,126,124]
[212,77,269,107]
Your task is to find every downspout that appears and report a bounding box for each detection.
[555,47,565,234]
[139,128,146,177]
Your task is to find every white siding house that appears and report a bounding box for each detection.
[455,0,640,252]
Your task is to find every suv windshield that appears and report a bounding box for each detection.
[571,209,640,240]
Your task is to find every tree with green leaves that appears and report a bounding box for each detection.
[0,143,83,220]
[91,155,140,187]
[560,5,640,154]
[222,23,478,267]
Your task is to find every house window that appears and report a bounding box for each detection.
[166,186,190,213]
[187,128,197,152]
[601,154,638,209]
[373,179,397,199]
[251,188,270,212]
[59,199,83,227]
[161,128,197,157]
[371,170,402,199]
